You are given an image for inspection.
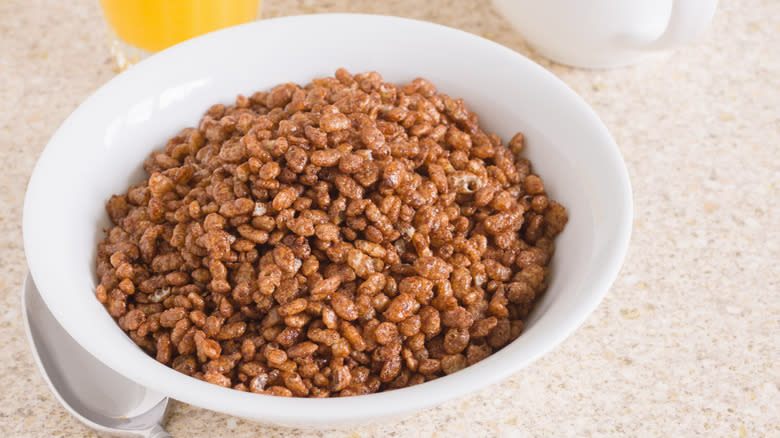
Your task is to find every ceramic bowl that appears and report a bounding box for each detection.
[23,14,632,428]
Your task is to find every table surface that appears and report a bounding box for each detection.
[1,0,778,436]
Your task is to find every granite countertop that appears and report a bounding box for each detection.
[1,0,778,436]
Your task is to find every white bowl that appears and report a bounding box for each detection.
[23,14,632,428]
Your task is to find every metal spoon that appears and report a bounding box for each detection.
[22,272,172,437]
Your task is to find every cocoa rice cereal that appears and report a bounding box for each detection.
[96,69,567,397]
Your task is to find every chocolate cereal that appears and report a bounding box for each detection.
[96,69,567,397]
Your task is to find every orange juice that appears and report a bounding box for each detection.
[99,0,260,53]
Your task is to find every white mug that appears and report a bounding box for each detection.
[492,0,718,68]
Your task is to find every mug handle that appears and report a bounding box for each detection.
[643,0,719,50]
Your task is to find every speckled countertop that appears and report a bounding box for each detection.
[1,0,778,436]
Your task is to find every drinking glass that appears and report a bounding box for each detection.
[99,0,262,71]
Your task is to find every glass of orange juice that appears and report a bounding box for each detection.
[99,0,261,71]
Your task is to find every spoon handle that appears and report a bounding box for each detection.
[145,424,173,438]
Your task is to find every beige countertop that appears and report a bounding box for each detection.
[1,0,778,436]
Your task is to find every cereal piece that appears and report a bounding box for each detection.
[441,306,475,328]
[413,256,453,280]
[383,294,417,322]
[374,322,399,345]
[331,293,359,321]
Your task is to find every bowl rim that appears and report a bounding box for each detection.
[23,13,632,424]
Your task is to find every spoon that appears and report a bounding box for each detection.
[22,272,172,437]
